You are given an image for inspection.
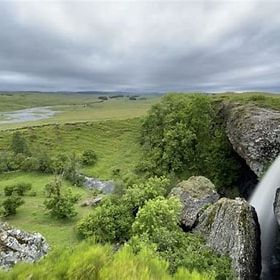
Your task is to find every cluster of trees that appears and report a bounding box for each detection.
[138,94,241,190]
[1,240,216,280]
[77,176,232,278]
[0,131,97,186]
[0,182,33,216]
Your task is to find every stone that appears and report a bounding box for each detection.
[169,176,219,229]
[221,102,280,177]
[0,223,49,269]
[80,196,103,207]
[274,188,280,226]
[83,176,115,194]
[195,197,261,280]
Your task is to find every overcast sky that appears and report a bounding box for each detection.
[0,0,280,93]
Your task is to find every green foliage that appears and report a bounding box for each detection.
[77,176,170,242]
[63,154,84,186]
[1,194,24,216]
[44,178,80,219]
[81,149,97,166]
[4,182,32,196]
[139,94,240,189]
[129,197,233,279]
[0,241,214,280]
[11,131,30,155]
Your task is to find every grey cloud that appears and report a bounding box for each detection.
[0,1,279,92]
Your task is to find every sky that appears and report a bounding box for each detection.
[0,0,280,93]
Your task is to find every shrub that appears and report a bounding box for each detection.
[52,153,68,174]
[1,194,24,216]
[4,183,32,196]
[81,149,97,166]
[44,178,79,219]
[63,154,84,186]
[21,156,40,171]
[77,176,170,242]
[11,131,30,155]
[129,197,233,278]
[139,94,241,189]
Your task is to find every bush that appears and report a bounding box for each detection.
[0,241,215,280]
[139,94,240,189]
[1,194,24,216]
[129,197,233,278]
[81,149,97,166]
[77,176,170,242]
[52,153,68,174]
[44,178,80,219]
[21,156,40,171]
[4,183,32,196]
[11,131,30,155]
[63,154,84,186]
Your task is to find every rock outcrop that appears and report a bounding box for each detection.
[195,197,261,280]
[169,176,219,229]
[83,176,115,194]
[80,196,103,207]
[221,102,280,177]
[274,188,280,226]
[0,223,49,269]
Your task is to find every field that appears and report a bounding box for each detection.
[0,92,159,248]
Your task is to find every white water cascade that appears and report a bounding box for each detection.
[250,155,280,277]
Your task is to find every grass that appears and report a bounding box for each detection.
[0,172,92,248]
[0,93,159,130]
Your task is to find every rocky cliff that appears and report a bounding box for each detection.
[221,102,280,177]
[0,223,49,269]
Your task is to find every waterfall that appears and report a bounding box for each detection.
[249,155,280,277]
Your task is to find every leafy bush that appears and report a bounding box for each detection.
[138,94,240,190]
[4,182,32,196]
[77,176,170,242]
[81,149,97,166]
[1,194,24,216]
[129,197,233,279]
[0,241,215,280]
[63,154,84,186]
[11,131,30,155]
[44,178,80,219]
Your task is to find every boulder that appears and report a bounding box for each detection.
[169,176,219,229]
[0,223,49,269]
[274,188,280,226]
[221,102,280,177]
[195,197,261,280]
[83,176,115,194]
[80,196,103,207]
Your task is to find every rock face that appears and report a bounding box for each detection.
[83,176,115,194]
[195,197,261,280]
[169,176,219,229]
[0,223,49,269]
[222,102,280,177]
[274,188,280,226]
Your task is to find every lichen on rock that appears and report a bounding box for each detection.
[0,223,49,270]
[169,176,219,229]
[195,197,261,280]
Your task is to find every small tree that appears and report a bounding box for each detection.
[11,131,30,155]
[63,154,84,186]
[44,177,79,219]
[81,150,97,166]
[1,195,24,216]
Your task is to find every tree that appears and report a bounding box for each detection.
[44,177,79,219]
[81,149,97,166]
[11,131,30,155]
[1,195,24,216]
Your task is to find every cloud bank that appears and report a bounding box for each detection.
[0,0,280,92]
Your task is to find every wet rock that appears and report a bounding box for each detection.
[195,197,261,280]
[83,176,115,194]
[0,223,49,269]
[169,176,219,229]
[80,196,103,207]
[221,102,280,177]
[274,188,280,226]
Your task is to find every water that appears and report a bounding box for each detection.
[0,107,56,124]
[249,155,280,279]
